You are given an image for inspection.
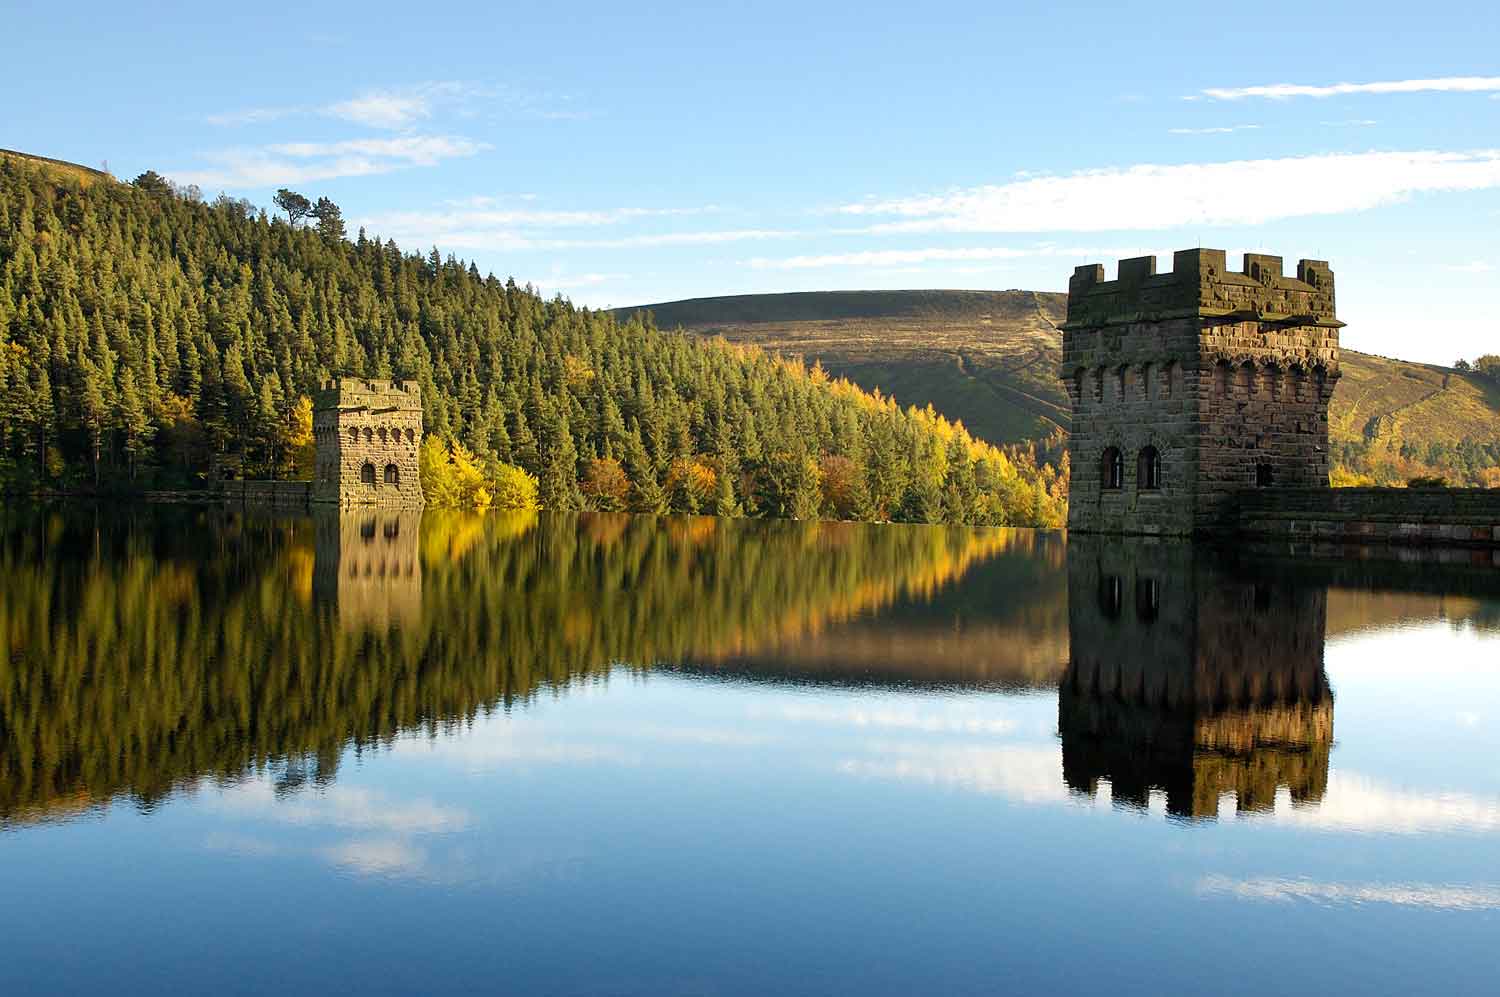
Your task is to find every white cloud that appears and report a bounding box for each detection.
[1168,124,1261,135]
[1270,770,1500,835]
[838,150,1500,233]
[1198,76,1500,101]
[837,743,1077,805]
[1321,119,1380,127]
[744,245,1147,270]
[327,92,433,129]
[1197,875,1500,911]
[210,781,472,834]
[175,134,487,188]
[322,837,429,876]
[205,107,298,127]
[208,81,585,132]
[1446,261,1495,274]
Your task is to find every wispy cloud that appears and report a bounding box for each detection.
[1168,124,1261,135]
[744,245,1139,270]
[210,781,472,834]
[837,150,1500,233]
[1447,261,1495,273]
[1195,75,1500,101]
[174,134,487,188]
[1197,875,1500,911]
[207,81,587,131]
[1322,119,1380,127]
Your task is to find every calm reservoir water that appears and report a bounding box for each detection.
[2,507,1499,995]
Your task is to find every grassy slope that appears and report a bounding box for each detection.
[622,290,1071,445]
[619,290,1500,452]
[0,149,111,187]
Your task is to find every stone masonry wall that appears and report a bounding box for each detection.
[312,378,424,507]
[1237,487,1500,547]
[1061,249,1341,536]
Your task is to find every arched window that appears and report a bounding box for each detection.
[1136,577,1160,622]
[1101,447,1124,490]
[1138,446,1162,490]
[1093,367,1105,404]
[1166,360,1182,398]
[363,427,374,442]
[1214,361,1230,396]
[384,463,400,486]
[360,462,376,485]
[1073,368,1087,406]
[1098,575,1123,620]
[348,427,360,444]
[1256,462,1274,487]
[1142,362,1155,401]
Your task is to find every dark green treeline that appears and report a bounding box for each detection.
[0,506,1017,824]
[0,157,1065,525]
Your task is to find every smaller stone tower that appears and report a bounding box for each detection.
[312,378,424,506]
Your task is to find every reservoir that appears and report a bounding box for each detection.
[2,507,1497,995]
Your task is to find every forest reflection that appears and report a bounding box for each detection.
[2,507,1497,827]
[0,506,1042,823]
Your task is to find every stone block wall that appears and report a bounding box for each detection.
[1061,249,1341,535]
[312,378,424,507]
[1236,487,1500,548]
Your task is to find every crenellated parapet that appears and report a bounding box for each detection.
[1063,249,1341,331]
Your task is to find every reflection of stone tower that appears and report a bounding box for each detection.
[1059,538,1332,820]
[312,509,423,630]
[1060,250,1343,535]
[312,378,424,506]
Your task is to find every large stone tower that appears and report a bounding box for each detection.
[1060,249,1342,535]
[312,378,424,506]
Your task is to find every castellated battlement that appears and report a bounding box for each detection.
[312,378,424,507]
[312,377,423,412]
[1063,249,1341,331]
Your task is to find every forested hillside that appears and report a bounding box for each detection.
[0,155,1065,526]
[627,290,1500,487]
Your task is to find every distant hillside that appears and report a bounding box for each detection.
[620,290,1070,446]
[0,148,111,187]
[620,289,1500,484]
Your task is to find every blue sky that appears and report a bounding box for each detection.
[7,0,1499,364]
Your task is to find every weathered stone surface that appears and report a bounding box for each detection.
[312,378,424,507]
[1061,249,1341,535]
[1233,487,1500,547]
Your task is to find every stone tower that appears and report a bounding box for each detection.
[312,378,424,506]
[1060,249,1342,535]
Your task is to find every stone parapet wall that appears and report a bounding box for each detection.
[213,480,312,507]
[1236,487,1500,547]
[1064,249,1338,330]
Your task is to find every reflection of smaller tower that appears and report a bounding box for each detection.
[1060,538,1332,820]
[313,509,423,630]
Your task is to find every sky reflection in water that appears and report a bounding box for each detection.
[1,507,1498,995]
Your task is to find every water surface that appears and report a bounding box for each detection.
[2,508,1498,995]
